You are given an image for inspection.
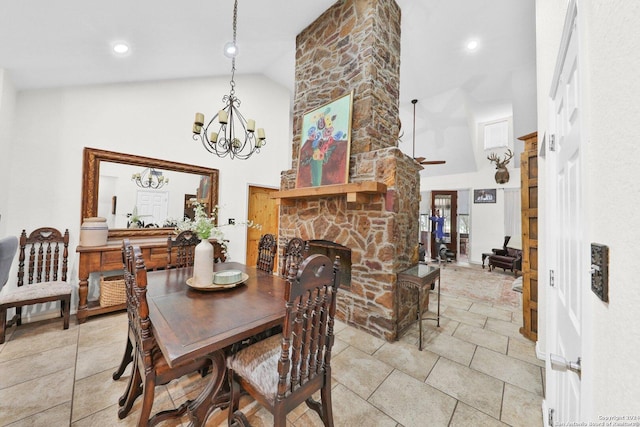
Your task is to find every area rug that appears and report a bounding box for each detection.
[437,263,522,308]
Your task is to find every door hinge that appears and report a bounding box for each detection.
[549,408,555,426]
[549,134,556,152]
[550,269,555,287]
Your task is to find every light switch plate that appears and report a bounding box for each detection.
[591,243,609,302]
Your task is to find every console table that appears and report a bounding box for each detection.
[75,237,225,323]
[396,263,441,350]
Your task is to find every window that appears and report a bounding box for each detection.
[483,119,509,150]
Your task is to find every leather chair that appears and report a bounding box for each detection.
[227,254,341,427]
[0,228,71,344]
[488,245,522,277]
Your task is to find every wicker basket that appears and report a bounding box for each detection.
[99,275,126,307]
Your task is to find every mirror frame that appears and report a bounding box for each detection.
[81,147,219,238]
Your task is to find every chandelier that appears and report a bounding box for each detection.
[192,0,266,160]
[131,167,169,189]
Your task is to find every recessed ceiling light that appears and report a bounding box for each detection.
[466,40,479,51]
[111,41,130,56]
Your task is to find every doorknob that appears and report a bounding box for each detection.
[550,353,581,378]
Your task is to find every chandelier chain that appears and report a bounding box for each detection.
[229,0,238,96]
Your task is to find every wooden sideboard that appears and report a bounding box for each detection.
[76,237,226,323]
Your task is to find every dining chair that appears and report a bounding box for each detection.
[112,238,134,381]
[166,230,200,268]
[256,233,277,273]
[0,228,71,344]
[280,237,306,277]
[117,242,212,426]
[227,254,341,427]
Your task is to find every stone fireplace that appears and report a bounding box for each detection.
[276,0,421,342]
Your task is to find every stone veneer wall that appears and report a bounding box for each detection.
[279,0,421,341]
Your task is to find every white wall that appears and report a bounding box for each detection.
[537,0,640,417]
[421,156,521,265]
[2,74,291,319]
[0,69,17,237]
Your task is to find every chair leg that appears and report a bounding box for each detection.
[61,296,70,330]
[118,356,143,419]
[0,308,6,344]
[16,306,22,326]
[113,336,133,380]
[137,374,157,427]
[227,372,243,427]
[320,382,334,427]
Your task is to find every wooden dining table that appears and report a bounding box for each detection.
[145,262,287,426]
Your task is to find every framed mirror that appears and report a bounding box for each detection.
[81,147,219,238]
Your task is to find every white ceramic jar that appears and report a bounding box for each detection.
[80,217,109,246]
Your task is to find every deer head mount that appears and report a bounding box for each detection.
[487,149,513,184]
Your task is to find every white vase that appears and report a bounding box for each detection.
[79,217,108,246]
[193,239,214,286]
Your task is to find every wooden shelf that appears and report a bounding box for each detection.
[271,182,387,205]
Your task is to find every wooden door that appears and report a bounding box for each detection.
[246,186,279,269]
[430,191,457,260]
[547,2,584,421]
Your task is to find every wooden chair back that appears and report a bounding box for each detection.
[256,233,277,273]
[280,237,306,277]
[167,230,200,268]
[278,254,340,401]
[227,254,340,426]
[18,227,69,287]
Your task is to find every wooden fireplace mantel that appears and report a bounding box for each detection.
[271,181,387,205]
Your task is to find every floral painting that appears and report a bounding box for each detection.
[296,91,353,188]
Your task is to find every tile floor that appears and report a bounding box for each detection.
[0,264,544,426]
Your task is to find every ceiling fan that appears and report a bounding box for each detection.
[411,99,446,166]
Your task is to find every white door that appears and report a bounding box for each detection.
[546,2,584,424]
[136,190,169,227]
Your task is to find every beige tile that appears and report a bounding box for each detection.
[422,329,477,366]
[501,383,544,426]
[508,337,545,367]
[0,367,74,425]
[469,302,514,321]
[72,367,136,421]
[331,346,393,400]
[437,293,473,310]
[331,336,349,356]
[486,317,530,343]
[165,370,209,402]
[471,347,543,396]
[0,343,76,388]
[0,318,79,362]
[453,323,508,354]
[373,340,439,381]
[449,402,509,427]
[77,313,128,351]
[442,306,487,328]
[5,401,72,427]
[292,383,396,427]
[76,340,129,380]
[334,325,386,355]
[426,357,504,419]
[369,369,457,427]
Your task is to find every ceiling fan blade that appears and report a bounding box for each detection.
[413,156,446,165]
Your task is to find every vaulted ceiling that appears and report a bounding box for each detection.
[0,0,536,177]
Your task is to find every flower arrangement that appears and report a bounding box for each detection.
[175,200,260,253]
